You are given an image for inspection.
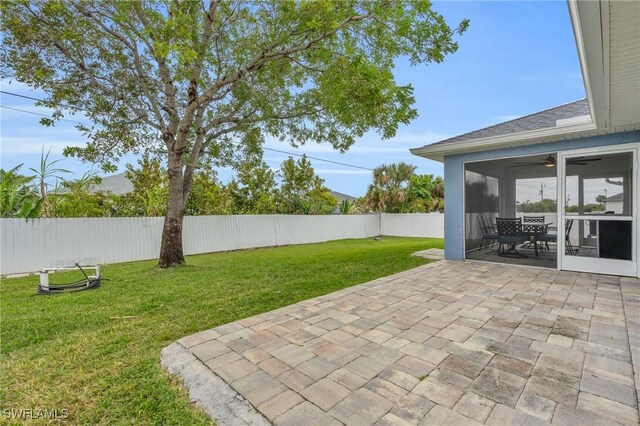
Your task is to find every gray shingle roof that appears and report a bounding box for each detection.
[330,191,357,202]
[428,99,590,147]
[90,173,134,195]
[604,192,624,202]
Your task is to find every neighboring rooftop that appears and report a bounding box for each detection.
[604,192,624,203]
[330,191,357,202]
[89,173,356,202]
[428,99,589,147]
[90,173,134,195]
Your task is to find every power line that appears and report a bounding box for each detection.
[1,90,84,113]
[257,146,371,170]
[1,105,87,125]
[1,94,374,171]
[2,90,54,103]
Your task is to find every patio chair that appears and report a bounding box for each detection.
[496,218,527,257]
[537,224,557,251]
[523,216,545,223]
[483,216,497,232]
[522,216,545,250]
[565,219,578,255]
[484,216,499,246]
[477,216,498,250]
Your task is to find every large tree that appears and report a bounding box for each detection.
[1,1,468,267]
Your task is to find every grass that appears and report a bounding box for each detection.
[1,237,443,424]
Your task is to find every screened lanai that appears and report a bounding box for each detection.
[464,153,559,268]
[464,150,634,270]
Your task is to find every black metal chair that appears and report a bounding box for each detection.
[537,224,557,251]
[523,216,544,223]
[496,218,527,257]
[477,216,498,250]
[522,216,545,250]
[483,216,497,233]
[565,219,578,255]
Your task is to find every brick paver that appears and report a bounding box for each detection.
[175,260,640,425]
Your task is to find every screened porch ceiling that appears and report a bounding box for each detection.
[465,152,631,182]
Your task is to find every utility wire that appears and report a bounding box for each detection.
[256,146,372,170]
[1,92,374,171]
[1,90,74,108]
[1,105,88,125]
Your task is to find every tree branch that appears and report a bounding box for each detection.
[197,10,374,105]
[72,3,166,129]
[283,55,326,73]
[131,1,179,149]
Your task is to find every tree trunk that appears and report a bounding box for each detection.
[158,151,186,268]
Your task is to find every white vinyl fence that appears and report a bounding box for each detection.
[1,213,443,275]
[381,213,444,238]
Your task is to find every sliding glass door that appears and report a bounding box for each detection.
[559,145,638,276]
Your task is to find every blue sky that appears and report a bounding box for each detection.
[0,1,584,197]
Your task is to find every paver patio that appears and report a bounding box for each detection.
[164,260,640,425]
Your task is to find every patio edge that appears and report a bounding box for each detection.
[620,278,640,414]
[161,342,270,426]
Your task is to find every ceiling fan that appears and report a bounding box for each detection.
[509,155,601,168]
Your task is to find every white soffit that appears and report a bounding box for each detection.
[565,0,639,130]
[608,0,640,129]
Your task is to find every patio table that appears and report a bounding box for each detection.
[522,222,552,257]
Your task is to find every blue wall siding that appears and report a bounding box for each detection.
[443,130,640,260]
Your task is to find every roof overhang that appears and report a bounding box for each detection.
[412,0,640,163]
[569,0,607,129]
[409,120,597,162]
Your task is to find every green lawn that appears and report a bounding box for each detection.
[1,237,443,424]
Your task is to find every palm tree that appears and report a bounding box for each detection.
[29,147,71,217]
[339,199,351,214]
[0,165,42,218]
[365,163,416,213]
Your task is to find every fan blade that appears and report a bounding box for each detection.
[567,158,601,163]
[507,163,543,168]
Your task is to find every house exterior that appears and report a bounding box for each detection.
[603,192,624,214]
[411,1,640,277]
